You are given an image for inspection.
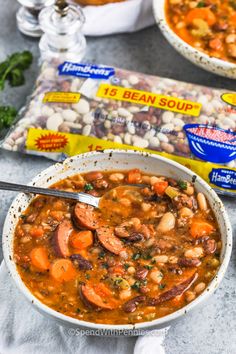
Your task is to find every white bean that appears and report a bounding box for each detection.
[185,291,196,302]
[119,289,132,300]
[150,269,163,284]
[62,109,78,122]
[156,212,175,233]
[184,247,204,259]
[197,192,208,211]
[109,173,125,182]
[152,255,168,263]
[194,282,206,294]
[128,75,139,85]
[82,125,91,136]
[73,99,90,114]
[127,266,135,275]
[46,113,63,131]
[162,111,174,123]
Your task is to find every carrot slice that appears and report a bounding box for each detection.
[153,181,168,196]
[127,169,142,184]
[70,230,93,249]
[50,259,76,282]
[30,247,50,271]
[190,220,214,238]
[30,227,44,238]
[186,8,216,26]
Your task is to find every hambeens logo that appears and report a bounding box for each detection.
[209,168,236,190]
[58,62,115,79]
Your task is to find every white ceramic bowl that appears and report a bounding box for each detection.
[2,150,232,332]
[153,0,236,79]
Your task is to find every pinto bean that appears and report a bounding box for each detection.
[178,257,201,268]
[25,212,38,223]
[70,254,93,270]
[203,239,216,254]
[126,232,144,243]
[148,272,198,305]
[85,171,103,182]
[123,295,146,313]
[156,212,175,233]
[92,179,109,190]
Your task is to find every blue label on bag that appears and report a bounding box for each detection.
[58,62,115,80]
[209,168,236,190]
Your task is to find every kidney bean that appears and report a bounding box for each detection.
[70,254,93,270]
[135,267,148,280]
[178,257,201,268]
[123,295,146,313]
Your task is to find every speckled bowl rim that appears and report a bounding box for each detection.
[153,0,236,79]
[2,150,232,332]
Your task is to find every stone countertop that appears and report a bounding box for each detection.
[0,1,235,353]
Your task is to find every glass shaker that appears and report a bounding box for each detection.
[39,0,86,62]
[16,0,54,37]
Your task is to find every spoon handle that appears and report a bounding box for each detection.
[0,181,99,207]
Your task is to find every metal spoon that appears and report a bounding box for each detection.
[0,181,146,209]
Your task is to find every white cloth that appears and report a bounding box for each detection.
[82,0,155,36]
[0,261,169,353]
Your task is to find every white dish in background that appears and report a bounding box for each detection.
[2,150,232,332]
[153,0,236,79]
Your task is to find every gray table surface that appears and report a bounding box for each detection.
[0,1,236,353]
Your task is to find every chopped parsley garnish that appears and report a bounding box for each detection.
[84,183,93,191]
[132,252,141,260]
[101,262,109,269]
[159,284,166,290]
[177,180,187,190]
[144,265,154,270]
[197,1,206,7]
[85,273,90,280]
[98,251,106,259]
[131,279,147,291]
[142,253,152,260]
[124,263,130,270]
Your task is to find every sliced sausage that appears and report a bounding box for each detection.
[148,272,198,305]
[73,202,100,230]
[123,295,146,313]
[70,254,93,270]
[79,283,116,310]
[54,219,73,258]
[96,226,125,255]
